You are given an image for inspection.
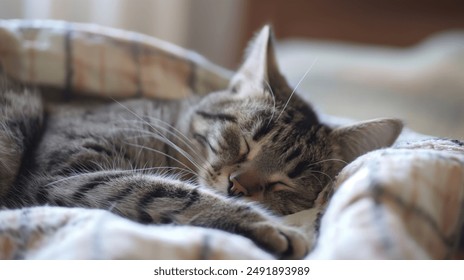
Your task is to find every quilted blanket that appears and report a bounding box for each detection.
[0,19,463,259]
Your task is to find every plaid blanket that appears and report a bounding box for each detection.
[1,19,463,259]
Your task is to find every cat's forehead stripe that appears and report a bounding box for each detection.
[285,147,302,163]
[196,110,237,123]
[252,120,275,141]
[288,160,311,179]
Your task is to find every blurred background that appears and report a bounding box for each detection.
[1,0,464,138]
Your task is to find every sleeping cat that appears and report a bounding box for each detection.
[0,26,402,259]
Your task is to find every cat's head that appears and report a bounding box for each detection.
[190,25,402,215]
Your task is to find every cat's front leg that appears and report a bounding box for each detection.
[41,171,309,259]
[182,189,310,260]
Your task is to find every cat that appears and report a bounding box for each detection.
[0,25,402,259]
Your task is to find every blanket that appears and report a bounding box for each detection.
[1,19,463,259]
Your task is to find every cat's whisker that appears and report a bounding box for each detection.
[139,166,196,178]
[142,115,207,161]
[121,130,209,174]
[263,79,276,127]
[307,172,324,188]
[117,118,196,153]
[45,175,80,187]
[139,166,198,178]
[139,161,151,174]
[308,158,348,167]
[275,57,318,122]
[44,166,196,188]
[110,99,205,169]
[309,169,334,184]
[114,116,208,170]
[118,118,210,168]
[114,116,207,171]
[124,142,198,176]
[146,165,209,184]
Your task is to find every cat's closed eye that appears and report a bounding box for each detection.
[267,181,293,192]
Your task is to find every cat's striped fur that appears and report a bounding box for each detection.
[0,26,402,259]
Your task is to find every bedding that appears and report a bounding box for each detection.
[0,19,463,259]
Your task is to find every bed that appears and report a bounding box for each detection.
[0,19,463,259]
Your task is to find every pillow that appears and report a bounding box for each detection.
[0,19,231,99]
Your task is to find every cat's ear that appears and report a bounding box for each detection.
[331,118,403,163]
[230,25,289,94]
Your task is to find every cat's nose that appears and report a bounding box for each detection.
[229,177,249,196]
[228,169,264,201]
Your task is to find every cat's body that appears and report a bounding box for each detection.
[0,26,403,259]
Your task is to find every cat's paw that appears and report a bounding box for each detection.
[248,221,310,259]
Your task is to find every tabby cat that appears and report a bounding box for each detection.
[0,26,402,259]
